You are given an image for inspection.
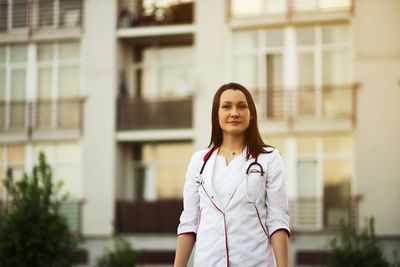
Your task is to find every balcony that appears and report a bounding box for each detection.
[253,84,359,132]
[116,96,193,131]
[230,0,354,28]
[289,195,361,232]
[0,97,85,141]
[117,0,194,40]
[115,196,361,234]
[0,199,84,236]
[0,0,84,42]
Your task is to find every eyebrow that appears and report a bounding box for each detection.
[221,101,247,104]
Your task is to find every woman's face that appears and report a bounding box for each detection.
[218,89,251,136]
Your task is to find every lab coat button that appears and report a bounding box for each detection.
[211,196,214,199]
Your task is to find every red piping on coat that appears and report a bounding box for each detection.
[201,184,229,267]
[254,205,269,238]
[270,228,291,239]
[196,208,203,233]
[177,231,196,236]
[203,146,219,161]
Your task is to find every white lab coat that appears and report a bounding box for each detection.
[177,146,290,267]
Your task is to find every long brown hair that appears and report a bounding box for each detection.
[208,82,273,159]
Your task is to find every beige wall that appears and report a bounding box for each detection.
[354,0,400,235]
[82,0,117,236]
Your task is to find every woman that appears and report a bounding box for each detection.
[174,82,290,267]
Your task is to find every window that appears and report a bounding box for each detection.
[0,144,26,199]
[0,45,28,130]
[128,142,193,200]
[36,41,80,129]
[296,24,351,118]
[135,45,193,99]
[33,141,82,198]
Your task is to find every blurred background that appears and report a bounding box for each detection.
[0,0,399,266]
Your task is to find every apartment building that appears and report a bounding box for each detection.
[1,0,399,266]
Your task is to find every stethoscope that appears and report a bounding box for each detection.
[195,146,265,204]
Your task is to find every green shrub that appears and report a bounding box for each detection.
[97,234,139,267]
[0,152,77,267]
[328,217,397,267]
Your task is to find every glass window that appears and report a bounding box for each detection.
[231,0,263,17]
[7,144,25,163]
[298,53,314,86]
[294,0,317,11]
[322,50,349,84]
[262,135,286,153]
[39,0,54,27]
[59,66,79,97]
[265,0,286,13]
[11,45,27,63]
[233,31,258,49]
[266,28,283,47]
[297,136,317,154]
[37,43,54,61]
[59,41,80,60]
[59,0,81,27]
[12,0,27,28]
[320,0,351,10]
[11,69,26,100]
[38,68,52,99]
[322,24,349,44]
[55,166,81,198]
[0,69,5,100]
[323,134,352,153]
[233,55,258,90]
[0,46,5,63]
[266,54,283,87]
[33,143,54,163]
[297,26,315,45]
[56,142,80,162]
[0,0,8,32]
[297,159,317,197]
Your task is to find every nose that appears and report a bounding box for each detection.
[230,106,239,117]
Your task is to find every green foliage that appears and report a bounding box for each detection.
[0,152,77,267]
[97,234,139,267]
[327,217,396,267]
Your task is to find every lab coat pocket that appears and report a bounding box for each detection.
[245,172,263,203]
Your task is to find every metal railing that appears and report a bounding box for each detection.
[117,0,193,28]
[230,0,354,18]
[0,97,85,136]
[289,195,362,231]
[0,0,84,34]
[117,96,193,130]
[115,196,361,233]
[0,199,84,236]
[251,84,359,125]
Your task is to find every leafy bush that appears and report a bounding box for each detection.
[97,234,139,267]
[0,152,77,267]
[328,217,398,267]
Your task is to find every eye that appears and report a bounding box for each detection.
[221,105,230,109]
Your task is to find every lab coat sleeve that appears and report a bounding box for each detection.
[177,152,201,236]
[265,149,291,238]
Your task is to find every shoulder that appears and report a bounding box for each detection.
[189,147,213,164]
[259,147,284,168]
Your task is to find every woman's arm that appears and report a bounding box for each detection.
[174,233,196,267]
[271,230,290,267]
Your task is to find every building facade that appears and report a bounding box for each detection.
[0,0,399,266]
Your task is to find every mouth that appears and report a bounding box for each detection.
[228,121,240,124]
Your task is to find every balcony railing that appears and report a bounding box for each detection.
[252,84,359,125]
[115,196,361,234]
[0,0,83,34]
[289,196,362,231]
[117,96,193,131]
[0,97,85,136]
[0,199,84,236]
[230,0,354,19]
[117,0,193,28]
[115,199,182,233]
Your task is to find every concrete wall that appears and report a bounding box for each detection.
[194,0,231,150]
[81,0,117,236]
[354,0,400,235]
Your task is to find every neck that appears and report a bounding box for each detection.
[220,133,245,152]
